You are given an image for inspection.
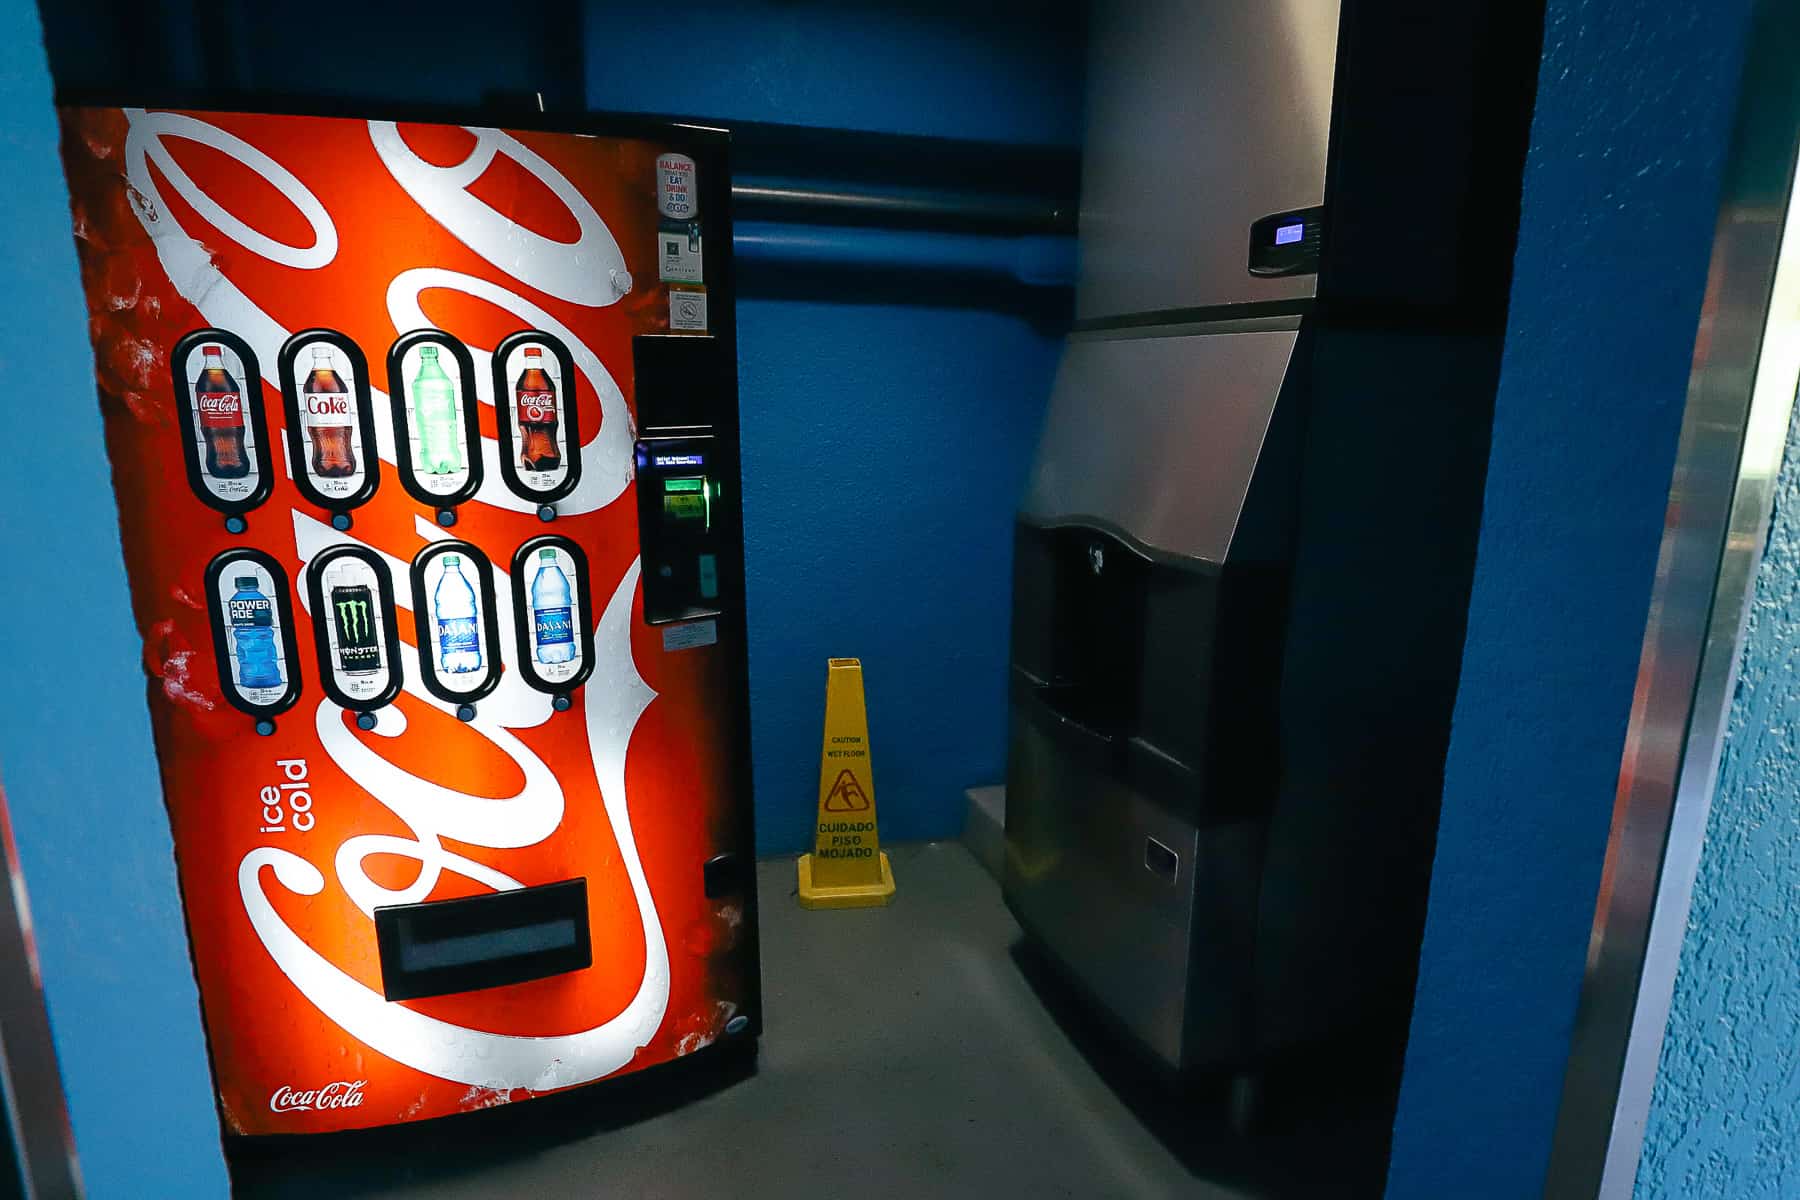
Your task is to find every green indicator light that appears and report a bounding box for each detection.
[665,478,703,494]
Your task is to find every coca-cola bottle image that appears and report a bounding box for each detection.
[514,347,561,472]
[196,344,250,479]
[303,346,356,478]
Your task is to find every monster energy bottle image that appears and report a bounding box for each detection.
[327,566,381,675]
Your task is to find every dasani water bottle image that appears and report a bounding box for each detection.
[531,548,576,665]
[433,554,482,674]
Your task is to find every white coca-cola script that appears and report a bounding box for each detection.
[270,1080,366,1112]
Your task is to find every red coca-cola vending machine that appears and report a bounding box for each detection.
[54,101,759,1135]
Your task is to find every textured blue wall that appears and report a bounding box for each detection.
[1384,1,1754,1197]
[584,0,1083,851]
[0,0,231,1195]
[1635,370,1800,1191]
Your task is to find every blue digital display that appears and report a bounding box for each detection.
[1275,222,1304,246]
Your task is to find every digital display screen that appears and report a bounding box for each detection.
[1275,222,1304,246]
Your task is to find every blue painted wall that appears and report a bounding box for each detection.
[0,1,231,1195]
[1384,1,1755,1197]
[580,0,1084,851]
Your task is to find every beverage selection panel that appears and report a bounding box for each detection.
[178,323,623,727]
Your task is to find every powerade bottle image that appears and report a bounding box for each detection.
[530,548,576,665]
[411,346,463,476]
[227,575,283,689]
[433,555,481,674]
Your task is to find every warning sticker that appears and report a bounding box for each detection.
[661,619,717,653]
[823,768,871,813]
[669,288,708,331]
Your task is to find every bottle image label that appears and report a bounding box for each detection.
[410,345,466,493]
[227,574,284,697]
[331,583,381,675]
[529,547,580,682]
[432,554,482,677]
[513,345,565,486]
[302,344,359,490]
[193,341,255,495]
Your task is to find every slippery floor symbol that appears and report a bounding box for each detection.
[823,768,870,813]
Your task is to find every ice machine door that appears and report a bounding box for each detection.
[1021,326,1301,567]
[1075,0,1342,321]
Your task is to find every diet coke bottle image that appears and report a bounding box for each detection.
[516,348,561,473]
[279,331,378,521]
[303,346,356,478]
[197,344,249,479]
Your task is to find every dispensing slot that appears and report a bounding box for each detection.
[374,879,591,1001]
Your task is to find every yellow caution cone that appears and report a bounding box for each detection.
[797,658,896,909]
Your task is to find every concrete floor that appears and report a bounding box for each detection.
[231,842,1391,1199]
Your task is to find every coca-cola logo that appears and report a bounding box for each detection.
[270,1079,366,1112]
[519,391,556,424]
[304,393,351,416]
[198,392,240,413]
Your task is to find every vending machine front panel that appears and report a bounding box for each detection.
[55,103,758,1135]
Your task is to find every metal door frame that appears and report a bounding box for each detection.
[0,784,82,1199]
[1545,0,1800,1193]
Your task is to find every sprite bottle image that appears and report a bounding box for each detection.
[433,555,482,674]
[411,345,463,475]
[228,575,283,689]
[530,548,576,665]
